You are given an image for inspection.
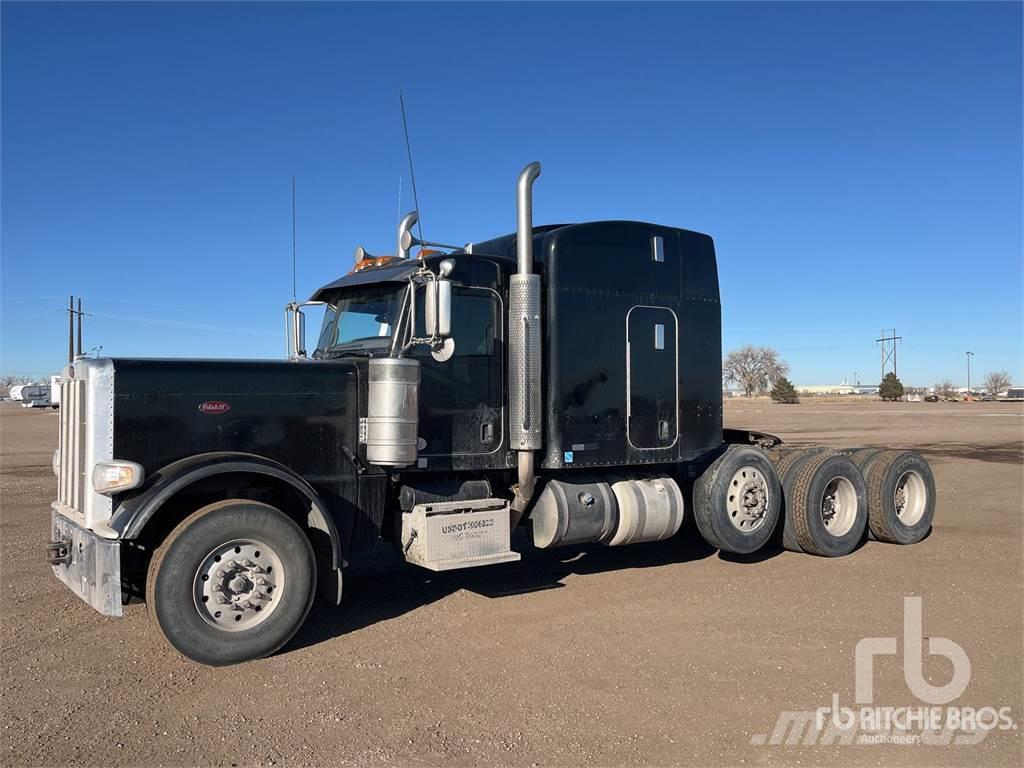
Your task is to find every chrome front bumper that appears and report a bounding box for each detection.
[49,511,122,617]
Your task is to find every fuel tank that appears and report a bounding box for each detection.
[530,474,685,549]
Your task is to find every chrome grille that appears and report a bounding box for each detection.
[58,378,87,510]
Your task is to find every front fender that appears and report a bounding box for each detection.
[109,452,341,569]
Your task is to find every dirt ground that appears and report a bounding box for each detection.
[1,400,1021,767]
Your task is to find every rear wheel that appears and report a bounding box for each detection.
[788,452,868,557]
[146,499,316,666]
[694,445,781,554]
[862,450,935,544]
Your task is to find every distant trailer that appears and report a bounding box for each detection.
[997,387,1024,401]
[18,385,54,409]
[50,375,61,407]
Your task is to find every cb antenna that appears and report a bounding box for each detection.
[291,175,297,303]
[399,91,425,241]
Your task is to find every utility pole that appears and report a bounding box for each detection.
[966,351,974,400]
[67,296,87,362]
[76,297,83,357]
[67,296,74,363]
[875,328,902,381]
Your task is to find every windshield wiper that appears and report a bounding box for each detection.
[321,348,375,360]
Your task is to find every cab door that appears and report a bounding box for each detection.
[415,286,505,461]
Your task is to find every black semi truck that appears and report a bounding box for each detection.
[47,163,936,665]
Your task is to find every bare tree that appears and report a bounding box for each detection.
[934,379,956,398]
[723,345,790,397]
[984,370,1011,395]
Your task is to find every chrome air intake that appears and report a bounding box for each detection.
[365,357,420,467]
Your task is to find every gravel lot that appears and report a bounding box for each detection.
[2,400,1021,767]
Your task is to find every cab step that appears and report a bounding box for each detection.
[400,497,521,572]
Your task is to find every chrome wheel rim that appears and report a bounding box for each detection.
[821,477,857,537]
[895,470,927,525]
[726,465,770,532]
[193,539,283,631]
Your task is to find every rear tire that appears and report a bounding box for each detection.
[846,447,885,468]
[146,499,316,666]
[862,450,935,544]
[846,448,886,540]
[773,447,828,553]
[694,445,781,554]
[788,453,868,557]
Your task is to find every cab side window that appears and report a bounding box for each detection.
[414,287,500,356]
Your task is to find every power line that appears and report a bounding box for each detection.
[87,310,277,337]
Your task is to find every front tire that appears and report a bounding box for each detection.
[694,445,781,554]
[146,499,316,666]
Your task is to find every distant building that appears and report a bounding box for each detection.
[997,387,1024,401]
[797,383,858,395]
[955,387,987,395]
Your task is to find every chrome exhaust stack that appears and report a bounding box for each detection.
[397,210,419,259]
[509,162,542,524]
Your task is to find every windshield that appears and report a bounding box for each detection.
[314,286,405,358]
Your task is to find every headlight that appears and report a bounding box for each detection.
[92,461,144,494]
[52,448,60,476]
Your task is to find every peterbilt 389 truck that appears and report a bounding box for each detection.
[47,163,936,665]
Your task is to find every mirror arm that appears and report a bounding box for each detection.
[398,260,455,358]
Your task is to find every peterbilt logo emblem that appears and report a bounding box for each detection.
[198,401,231,414]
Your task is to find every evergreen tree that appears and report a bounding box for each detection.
[879,372,905,401]
[770,376,799,404]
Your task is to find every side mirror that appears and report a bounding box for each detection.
[424,278,451,338]
[285,301,329,360]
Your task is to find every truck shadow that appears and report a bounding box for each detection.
[286,531,725,654]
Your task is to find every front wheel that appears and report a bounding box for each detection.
[146,499,316,666]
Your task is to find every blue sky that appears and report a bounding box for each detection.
[2,1,1021,387]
